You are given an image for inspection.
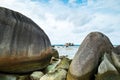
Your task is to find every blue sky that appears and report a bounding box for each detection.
[0,0,120,45]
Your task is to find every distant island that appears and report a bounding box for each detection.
[65,43,74,47]
[52,43,80,47]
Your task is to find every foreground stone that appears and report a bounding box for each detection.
[56,57,70,70]
[42,57,70,80]
[16,75,30,80]
[45,56,70,72]
[40,69,67,80]
[0,7,52,73]
[45,58,61,73]
[96,53,120,80]
[30,71,44,80]
[67,32,113,80]
[0,74,30,80]
[0,74,16,80]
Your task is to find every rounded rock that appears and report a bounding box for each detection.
[0,7,52,73]
[67,32,113,80]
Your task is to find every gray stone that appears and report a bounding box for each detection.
[56,57,70,70]
[30,71,44,80]
[40,69,67,80]
[51,48,59,58]
[45,59,61,73]
[98,53,118,74]
[113,45,120,54]
[111,51,120,73]
[67,32,113,80]
[96,53,120,80]
[0,7,52,73]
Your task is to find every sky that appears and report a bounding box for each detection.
[0,0,120,45]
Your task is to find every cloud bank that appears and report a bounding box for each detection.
[0,0,120,45]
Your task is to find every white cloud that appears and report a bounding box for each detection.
[0,0,120,45]
[68,0,77,5]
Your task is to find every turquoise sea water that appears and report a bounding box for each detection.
[54,45,79,59]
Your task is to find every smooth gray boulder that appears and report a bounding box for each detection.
[67,32,113,80]
[0,7,52,73]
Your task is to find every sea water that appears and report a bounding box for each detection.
[54,45,79,59]
[54,45,118,59]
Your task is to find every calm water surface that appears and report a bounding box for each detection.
[54,45,118,59]
[54,45,79,59]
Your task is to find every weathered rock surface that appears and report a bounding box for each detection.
[56,57,70,70]
[113,45,120,54]
[30,71,44,80]
[40,69,67,80]
[45,56,70,73]
[51,48,59,58]
[111,51,120,73]
[96,53,120,80]
[45,59,61,73]
[67,32,113,80]
[97,53,118,74]
[42,57,70,80]
[0,7,52,73]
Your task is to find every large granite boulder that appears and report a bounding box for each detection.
[67,32,113,80]
[0,7,52,73]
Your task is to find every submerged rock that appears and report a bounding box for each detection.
[67,32,113,80]
[0,7,52,73]
[96,53,120,80]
